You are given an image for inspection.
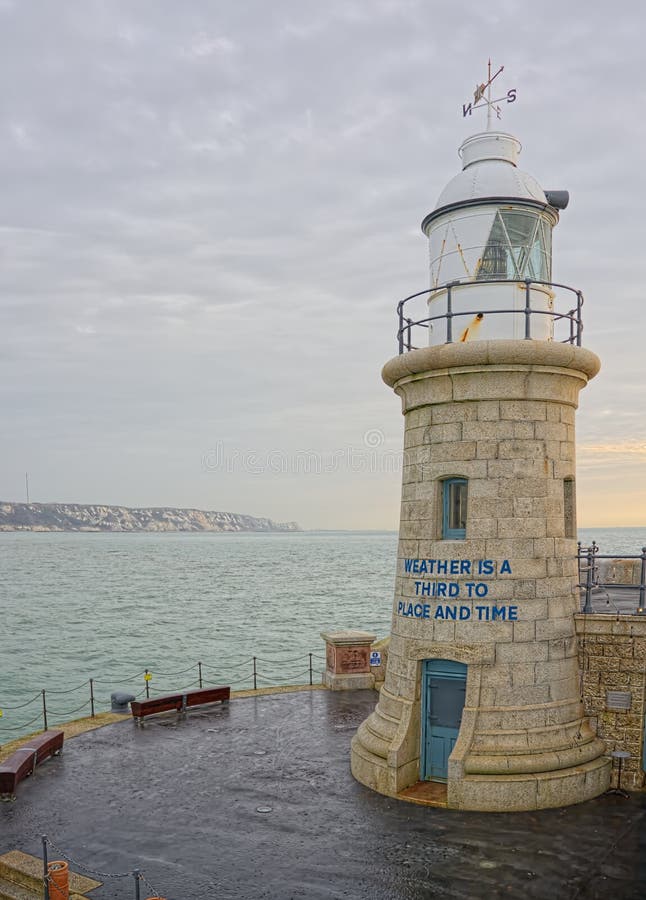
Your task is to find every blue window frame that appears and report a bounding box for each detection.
[442,478,467,539]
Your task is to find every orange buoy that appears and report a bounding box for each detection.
[47,860,69,900]
[144,897,167,900]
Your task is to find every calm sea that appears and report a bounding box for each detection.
[1,527,644,740]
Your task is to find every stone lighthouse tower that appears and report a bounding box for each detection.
[351,69,610,811]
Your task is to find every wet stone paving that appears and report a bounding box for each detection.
[1,689,645,899]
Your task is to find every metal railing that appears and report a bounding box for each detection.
[0,651,325,744]
[396,278,584,353]
[578,542,646,614]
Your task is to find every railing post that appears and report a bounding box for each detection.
[524,279,532,339]
[583,545,594,614]
[591,540,599,585]
[397,302,404,354]
[639,547,646,611]
[198,661,203,689]
[90,679,95,718]
[406,317,413,351]
[42,835,50,900]
[42,690,48,731]
[446,284,453,343]
[252,657,257,691]
[132,869,141,900]
[576,291,583,347]
[309,653,313,686]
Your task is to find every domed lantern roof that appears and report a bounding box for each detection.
[430,131,547,213]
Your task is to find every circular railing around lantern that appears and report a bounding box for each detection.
[396,278,584,354]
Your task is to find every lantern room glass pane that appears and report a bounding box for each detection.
[476,213,512,280]
[476,210,551,282]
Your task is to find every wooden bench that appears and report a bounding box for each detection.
[130,686,230,724]
[0,730,64,799]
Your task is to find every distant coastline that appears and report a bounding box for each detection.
[0,502,300,533]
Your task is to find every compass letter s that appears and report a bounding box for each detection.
[506,89,517,104]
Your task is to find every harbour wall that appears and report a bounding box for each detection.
[576,613,646,789]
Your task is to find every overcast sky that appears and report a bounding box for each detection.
[1,0,645,529]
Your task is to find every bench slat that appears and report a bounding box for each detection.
[130,687,230,720]
[0,731,64,796]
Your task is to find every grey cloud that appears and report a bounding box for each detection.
[1,0,645,527]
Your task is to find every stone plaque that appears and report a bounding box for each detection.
[336,646,370,674]
[606,691,632,711]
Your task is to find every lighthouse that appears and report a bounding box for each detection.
[351,66,611,811]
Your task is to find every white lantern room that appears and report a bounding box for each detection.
[420,130,569,344]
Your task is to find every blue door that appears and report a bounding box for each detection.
[420,659,467,782]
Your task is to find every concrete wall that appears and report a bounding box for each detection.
[576,614,646,789]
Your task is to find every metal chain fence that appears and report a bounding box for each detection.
[1,651,326,744]
[42,834,166,900]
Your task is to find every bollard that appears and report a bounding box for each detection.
[47,861,69,900]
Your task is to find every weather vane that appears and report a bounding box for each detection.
[462,60,517,130]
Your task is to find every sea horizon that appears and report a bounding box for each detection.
[2,526,645,742]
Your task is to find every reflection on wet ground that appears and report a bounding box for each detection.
[1,690,645,899]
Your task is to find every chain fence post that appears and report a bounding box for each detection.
[89,679,95,718]
[42,690,48,731]
[198,661,203,689]
[252,657,257,691]
[132,869,141,900]
[309,653,313,686]
[144,670,150,699]
[42,835,50,900]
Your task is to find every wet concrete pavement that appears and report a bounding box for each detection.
[1,689,645,900]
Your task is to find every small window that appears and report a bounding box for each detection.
[443,478,468,539]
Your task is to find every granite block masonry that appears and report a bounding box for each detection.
[576,613,646,791]
[351,342,611,810]
[321,630,376,690]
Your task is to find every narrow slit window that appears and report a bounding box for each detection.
[443,478,468,539]
[564,478,576,538]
